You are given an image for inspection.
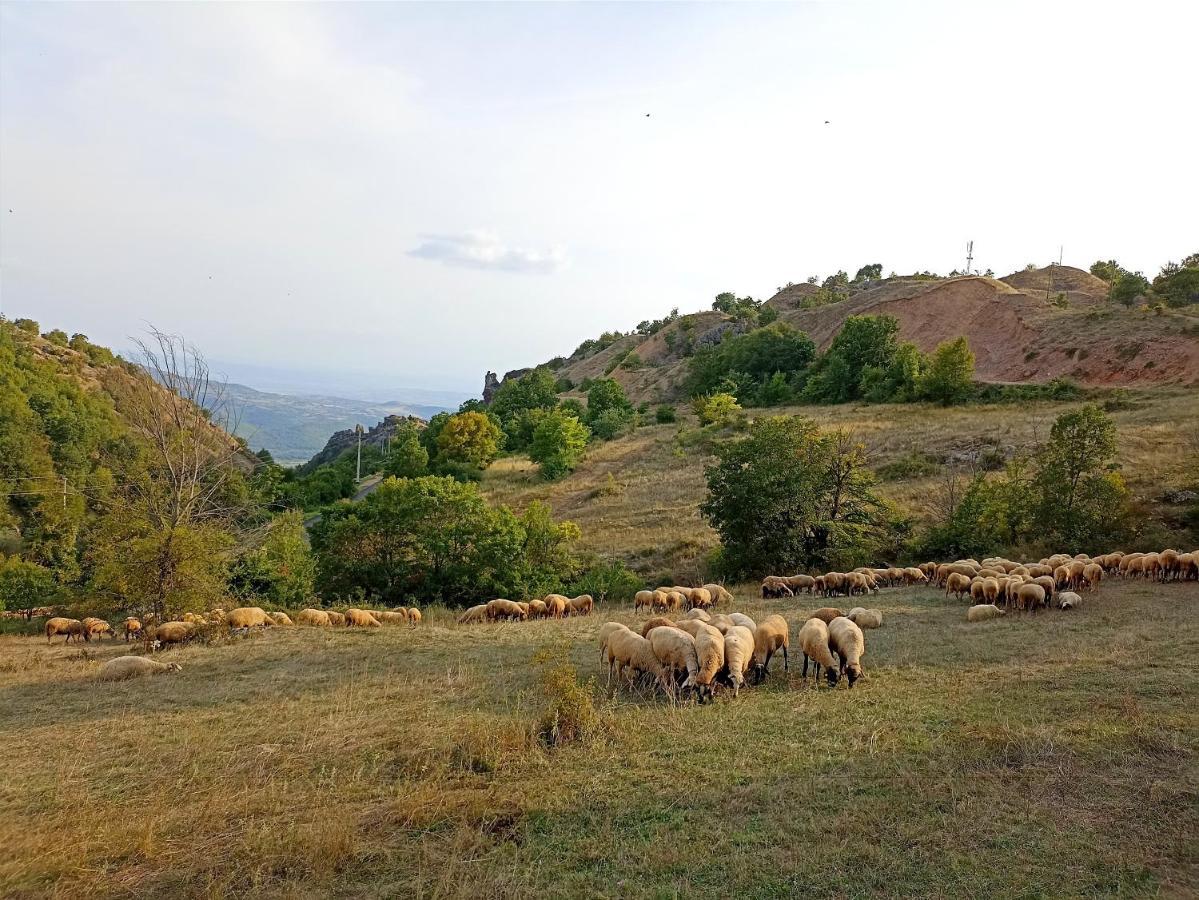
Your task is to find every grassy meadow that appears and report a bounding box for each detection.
[1,578,1196,898]
[481,387,1199,579]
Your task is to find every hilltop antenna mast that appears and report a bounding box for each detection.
[965,241,974,276]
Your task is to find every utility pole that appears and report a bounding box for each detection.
[965,240,974,276]
[355,424,364,482]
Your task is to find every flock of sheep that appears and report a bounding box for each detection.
[456,593,595,623]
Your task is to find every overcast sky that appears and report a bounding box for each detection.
[2,2,1195,397]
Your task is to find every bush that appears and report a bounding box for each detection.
[655,405,678,424]
[568,557,642,602]
[920,336,975,405]
[876,453,941,482]
[693,393,742,427]
[534,647,602,748]
[44,329,69,347]
[684,322,815,401]
[589,408,633,441]
[530,410,590,479]
[436,411,503,469]
[14,318,39,335]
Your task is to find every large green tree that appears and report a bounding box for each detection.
[436,411,503,469]
[530,410,590,479]
[920,337,975,405]
[0,556,60,617]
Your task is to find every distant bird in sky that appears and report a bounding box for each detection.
[824,120,830,125]
[645,113,650,117]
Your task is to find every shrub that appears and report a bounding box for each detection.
[654,405,677,424]
[693,393,742,427]
[876,453,941,482]
[619,352,642,370]
[588,408,633,441]
[530,410,590,479]
[436,411,503,469]
[920,336,975,405]
[14,318,39,335]
[533,647,602,748]
[44,329,69,347]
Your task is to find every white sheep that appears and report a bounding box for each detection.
[967,603,1006,623]
[827,616,865,688]
[721,625,755,698]
[797,617,838,687]
[647,626,700,698]
[96,656,183,682]
[1057,591,1084,610]
[846,608,883,629]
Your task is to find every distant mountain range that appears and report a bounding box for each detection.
[224,382,455,465]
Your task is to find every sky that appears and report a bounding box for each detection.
[2,2,1195,398]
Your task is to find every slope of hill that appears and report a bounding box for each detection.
[487,264,1199,406]
[224,382,447,466]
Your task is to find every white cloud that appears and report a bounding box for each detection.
[409,231,568,274]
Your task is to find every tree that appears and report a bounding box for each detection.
[852,263,883,284]
[803,315,900,403]
[684,323,816,401]
[586,378,632,419]
[489,368,559,449]
[228,510,315,605]
[1151,256,1199,308]
[0,557,60,618]
[384,423,429,478]
[530,410,590,479]
[701,417,885,576]
[1111,270,1149,307]
[1089,260,1120,284]
[693,392,742,427]
[920,337,975,405]
[1032,405,1128,546]
[436,411,502,469]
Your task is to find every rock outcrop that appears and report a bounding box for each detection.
[300,414,424,472]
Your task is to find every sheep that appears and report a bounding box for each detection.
[486,599,527,622]
[123,617,143,642]
[827,616,865,688]
[702,583,733,605]
[967,603,1006,623]
[761,576,794,598]
[647,626,700,697]
[1032,576,1057,602]
[846,608,883,629]
[721,625,755,697]
[542,594,568,618]
[607,628,665,686]
[45,617,86,644]
[969,579,987,604]
[1082,563,1103,593]
[634,590,657,612]
[150,621,195,647]
[182,611,206,625]
[408,608,422,626]
[598,622,632,680]
[784,574,816,595]
[797,618,839,687]
[568,594,594,617]
[1016,583,1046,613]
[683,608,713,623]
[457,604,488,625]
[692,623,725,702]
[208,608,226,624]
[328,611,347,627]
[345,609,382,628]
[709,614,735,634]
[296,608,332,627]
[981,577,1001,605]
[640,615,679,638]
[269,612,295,626]
[809,607,844,625]
[376,610,409,625]
[904,567,928,585]
[751,614,790,681]
[227,607,275,629]
[729,612,757,631]
[946,572,973,600]
[82,617,115,641]
[688,588,714,610]
[665,591,688,611]
[1057,591,1084,610]
[97,656,183,682]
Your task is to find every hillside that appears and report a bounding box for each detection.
[225,382,446,466]
[487,265,1199,406]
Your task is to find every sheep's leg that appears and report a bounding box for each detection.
[802,654,809,679]
[783,645,789,672]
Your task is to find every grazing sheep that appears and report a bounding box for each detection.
[123,617,142,642]
[296,608,332,627]
[1057,591,1084,610]
[969,579,987,604]
[647,626,700,697]
[1032,576,1057,604]
[761,576,794,598]
[486,599,527,622]
[692,624,725,702]
[721,625,755,697]
[967,603,1006,623]
[182,612,206,625]
[688,588,714,610]
[45,617,86,644]
[543,594,568,618]
[376,610,409,625]
[981,578,1001,605]
[457,604,488,625]
[1082,563,1103,593]
[528,599,549,620]
[827,617,865,688]
[798,618,839,687]
[702,583,734,605]
[846,608,883,629]
[640,615,679,638]
[904,567,928,585]
[345,609,382,628]
[729,612,757,631]
[408,608,422,626]
[326,611,347,627]
[809,607,844,625]
[82,617,115,641]
[97,656,182,682]
[946,572,972,600]
[269,612,295,626]
[150,621,196,647]
[608,628,665,686]
[784,574,816,595]
[751,614,790,681]
[634,590,656,612]
[227,607,274,629]
[598,622,632,679]
[709,614,735,634]
[1016,583,1046,613]
[568,594,594,617]
[683,608,712,623]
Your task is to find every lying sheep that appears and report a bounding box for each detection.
[647,626,700,697]
[846,608,883,629]
[798,618,838,687]
[45,617,85,644]
[809,607,844,625]
[296,608,331,627]
[457,604,488,625]
[721,625,755,697]
[967,603,1006,623]
[97,656,183,682]
[345,609,382,627]
[1057,591,1084,610]
[751,614,790,681]
[827,616,865,688]
[227,607,274,629]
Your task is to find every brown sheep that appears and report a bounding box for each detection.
[634,590,656,612]
[647,626,700,697]
[761,575,794,598]
[97,656,182,681]
[296,608,332,627]
[123,617,143,642]
[457,604,487,625]
[702,583,734,605]
[809,607,844,625]
[827,616,866,688]
[227,607,274,629]
[720,625,755,697]
[692,623,725,702]
[376,610,409,625]
[327,611,347,627]
[568,594,594,617]
[608,628,665,686]
[798,617,838,687]
[688,588,714,610]
[640,615,680,638]
[751,614,790,681]
[269,611,295,626]
[82,617,115,641]
[946,572,972,600]
[784,575,815,595]
[345,609,382,627]
[150,621,196,647]
[543,594,568,618]
[1016,583,1046,613]
[45,617,85,644]
[1082,563,1103,593]
[486,599,527,622]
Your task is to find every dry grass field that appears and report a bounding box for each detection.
[2,579,1196,898]
[482,388,1199,579]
